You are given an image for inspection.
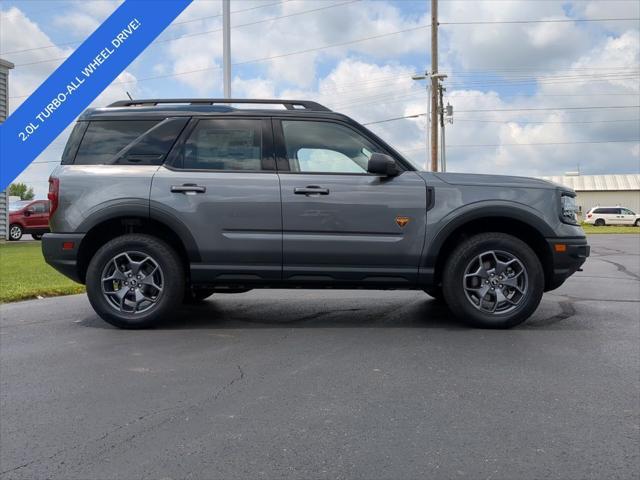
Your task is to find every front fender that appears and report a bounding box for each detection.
[421,200,556,274]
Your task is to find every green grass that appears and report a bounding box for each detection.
[580,224,640,234]
[0,242,84,303]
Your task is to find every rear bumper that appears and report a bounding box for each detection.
[42,233,85,284]
[545,237,590,291]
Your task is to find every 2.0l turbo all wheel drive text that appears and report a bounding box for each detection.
[43,99,589,329]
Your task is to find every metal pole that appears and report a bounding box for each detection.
[426,83,431,171]
[430,0,438,172]
[439,84,446,172]
[222,0,231,98]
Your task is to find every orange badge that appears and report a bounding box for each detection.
[395,216,410,227]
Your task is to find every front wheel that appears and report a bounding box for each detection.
[634,219,639,227]
[9,224,23,241]
[442,233,544,329]
[85,234,185,329]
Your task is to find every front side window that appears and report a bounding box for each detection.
[282,120,381,173]
[621,208,635,215]
[31,202,46,213]
[74,120,159,165]
[180,119,263,171]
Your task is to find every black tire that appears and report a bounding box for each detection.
[184,287,215,304]
[9,224,23,241]
[634,219,639,227]
[31,234,43,240]
[442,232,544,329]
[85,234,185,329]
[423,286,445,303]
[594,218,605,226]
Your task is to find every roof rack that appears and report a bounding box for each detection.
[107,98,331,112]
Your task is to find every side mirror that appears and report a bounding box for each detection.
[367,153,400,177]
[23,209,31,217]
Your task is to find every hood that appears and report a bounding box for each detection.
[422,172,561,190]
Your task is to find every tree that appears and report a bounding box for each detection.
[8,182,35,200]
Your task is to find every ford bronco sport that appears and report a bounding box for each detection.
[42,99,589,329]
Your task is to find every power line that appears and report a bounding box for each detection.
[457,105,640,112]
[0,0,293,55]
[8,24,431,99]
[363,106,640,124]
[439,17,640,25]
[12,0,362,67]
[454,118,640,125]
[448,140,639,147]
[400,139,639,152]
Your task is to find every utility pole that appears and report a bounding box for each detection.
[222,0,231,98]
[439,83,445,172]
[430,0,438,172]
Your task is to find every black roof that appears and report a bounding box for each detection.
[79,98,346,120]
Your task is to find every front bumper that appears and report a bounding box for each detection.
[545,237,590,291]
[42,233,86,284]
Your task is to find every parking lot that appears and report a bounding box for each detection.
[1,234,638,479]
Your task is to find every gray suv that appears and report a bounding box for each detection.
[42,99,589,329]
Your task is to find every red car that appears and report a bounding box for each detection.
[8,200,51,241]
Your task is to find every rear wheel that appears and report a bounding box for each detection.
[442,233,544,329]
[85,234,185,329]
[9,224,22,241]
[594,218,605,226]
[634,219,639,227]
[31,233,43,240]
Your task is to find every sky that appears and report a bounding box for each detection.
[1,0,639,199]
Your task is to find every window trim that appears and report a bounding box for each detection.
[272,117,409,175]
[164,116,276,173]
[275,117,407,175]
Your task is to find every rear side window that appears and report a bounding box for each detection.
[180,119,263,171]
[74,120,159,164]
[593,208,620,214]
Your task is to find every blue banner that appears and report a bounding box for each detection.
[0,0,192,190]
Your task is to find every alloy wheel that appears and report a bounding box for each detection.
[462,250,528,315]
[101,251,164,314]
[9,226,22,240]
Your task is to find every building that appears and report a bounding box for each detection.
[540,173,640,219]
[0,58,15,240]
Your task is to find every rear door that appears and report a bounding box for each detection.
[150,117,282,283]
[274,118,427,285]
[620,208,636,225]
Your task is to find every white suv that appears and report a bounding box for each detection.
[584,206,640,226]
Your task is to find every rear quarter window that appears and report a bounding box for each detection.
[72,120,190,165]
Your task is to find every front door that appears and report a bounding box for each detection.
[25,201,49,230]
[150,117,282,283]
[275,119,427,286]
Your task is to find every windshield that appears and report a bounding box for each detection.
[9,201,32,212]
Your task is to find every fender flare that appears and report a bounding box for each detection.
[76,200,201,262]
[423,201,555,271]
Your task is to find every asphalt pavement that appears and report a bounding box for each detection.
[1,234,638,480]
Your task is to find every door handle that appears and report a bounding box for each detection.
[294,186,330,195]
[171,184,206,194]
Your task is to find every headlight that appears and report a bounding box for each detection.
[560,193,578,224]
